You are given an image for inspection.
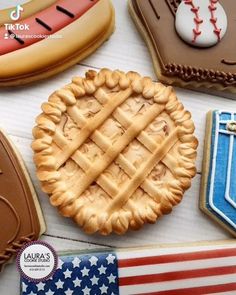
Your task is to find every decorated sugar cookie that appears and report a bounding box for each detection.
[128,0,236,93]
[175,0,227,47]
[0,0,115,86]
[21,241,236,294]
[32,69,198,235]
[0,1,57,26]
[0,130,45,272]
[201,110,236,236]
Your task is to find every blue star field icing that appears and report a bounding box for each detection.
[21,252,119,295]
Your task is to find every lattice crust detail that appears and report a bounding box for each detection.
[32,69,198,235]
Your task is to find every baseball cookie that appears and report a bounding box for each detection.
[0,0,115,86]
[0,130,45,272]
[128,0,236,93]
[200,110,236,237]
[21,240,236,294]
[32,69,198,235]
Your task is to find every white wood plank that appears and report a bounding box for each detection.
[81,0,156,77]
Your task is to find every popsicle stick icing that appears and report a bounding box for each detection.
[201,110,236,235]
[0,0,99,56]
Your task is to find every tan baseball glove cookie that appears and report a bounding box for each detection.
[0,0,115,86]
[32,69,198,235]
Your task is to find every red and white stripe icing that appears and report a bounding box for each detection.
[117,244,236,294]
[183,0,203,43]
[209,0,222,41]
[0,0,99,56]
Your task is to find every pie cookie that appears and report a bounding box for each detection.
[32,69,198,235]
[0,0,115,86]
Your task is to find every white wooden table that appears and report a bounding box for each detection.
[0,1,235,294]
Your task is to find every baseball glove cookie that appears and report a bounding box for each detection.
[0,0,115,86]
[32,69,198,235]
[129,0,236,93]
[0,130,45,272]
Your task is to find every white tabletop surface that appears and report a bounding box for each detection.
[0,0,236,294]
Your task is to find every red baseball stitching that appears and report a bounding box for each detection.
[184,0,203,43]
[209,0,221,41]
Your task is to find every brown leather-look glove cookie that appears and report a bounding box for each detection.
[129,0,236,93]
[0,130,45,272]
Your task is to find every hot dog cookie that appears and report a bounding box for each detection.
[0,0,57,26]
[129,0,236,94]
[0,0,115,86]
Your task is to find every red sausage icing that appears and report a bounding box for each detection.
[0,0,99,56]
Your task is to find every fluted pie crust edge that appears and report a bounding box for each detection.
[32,69,198,235]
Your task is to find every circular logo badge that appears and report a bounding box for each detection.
[16,241,58,282]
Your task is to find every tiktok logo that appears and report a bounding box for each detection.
[10,4,24,21]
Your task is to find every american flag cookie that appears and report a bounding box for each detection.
[21,240,236,294]
[0,0,115,86]
[128,0,236,94]
[200,110,236,237]
[32,69,198,235]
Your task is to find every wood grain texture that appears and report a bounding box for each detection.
[0,0,235,293]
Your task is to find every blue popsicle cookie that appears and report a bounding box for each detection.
[200,110,236,236]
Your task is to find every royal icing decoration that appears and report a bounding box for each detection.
[175,0,227,47]
[202,111,236,236]
[0,130,44,273]
[0,0,99,56]
[21,243,236,294]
